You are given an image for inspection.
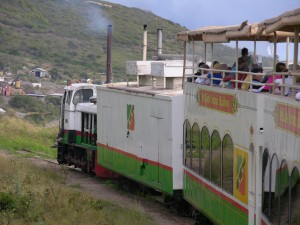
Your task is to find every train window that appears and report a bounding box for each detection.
[262,148,270,214]
[191,123,200,174]
[184,120,192,168]
[278,160,289,223]
[81,113,85,142]
[93,115,97,133]
[211,130,221,187]
[290,167,300,224]
[81,113,97,145]
[222,134,233,194]
[278,160,289,196]
[201,126,210,180]
[66,91,73,105]
[73,89,93,105]
[92,115,97,145]
[62,91,66,104]
[266,153,279,222]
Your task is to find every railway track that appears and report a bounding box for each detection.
[13,149,195,225]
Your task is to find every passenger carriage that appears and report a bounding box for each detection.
[178,7,300,225]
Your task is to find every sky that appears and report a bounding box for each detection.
[107,0,299,30]
[106,0,300,61]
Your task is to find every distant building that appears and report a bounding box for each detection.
[31,68,49,78]
[32,83,42,88]
[0,82,11,96]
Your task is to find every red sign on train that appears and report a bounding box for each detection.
[275,102,300,136]
[197,89,238,114]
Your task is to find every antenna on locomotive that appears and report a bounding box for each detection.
[106,25,113,84]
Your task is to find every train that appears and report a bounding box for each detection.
[56,7,300,225]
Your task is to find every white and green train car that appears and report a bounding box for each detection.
[96,61,186,195]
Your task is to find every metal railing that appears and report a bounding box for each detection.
[186,66,300,99]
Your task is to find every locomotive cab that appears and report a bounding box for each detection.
[57,83,98,173]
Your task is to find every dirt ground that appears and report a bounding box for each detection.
[0,150,194,225]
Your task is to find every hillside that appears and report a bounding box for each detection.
[0,0,273,82]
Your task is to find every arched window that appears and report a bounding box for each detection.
[278,160,289,224]
[183,120,192,168]
[278,160,289,197]
[191,123,201,174]
[222,134,233,194]
[261,149,270,218]
[290,167,300,224]
[211,130,221,187]
[266,153,279,223]
[201,126,210,180]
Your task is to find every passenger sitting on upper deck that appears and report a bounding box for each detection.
[206,62,223,86]
[251,64,263,82]
[274,68,291,95]
[188,62,205,82]
[223,59,248,89]
[250,67,263,89]
[195,64,210,84]
[212,61,220,67]
[261,62,286,93]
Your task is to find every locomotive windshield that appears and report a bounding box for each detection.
[73,89,93,105]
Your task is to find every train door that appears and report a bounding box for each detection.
[103,106,113,165]
[150,116,162,183]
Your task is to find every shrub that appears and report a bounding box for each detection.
[0,192,16,212]
[45,96,61,106]
[8,95,43,112]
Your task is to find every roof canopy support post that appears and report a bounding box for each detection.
[273,32,278,71]
[192,40,195,74]
[293,25,299,71]
[204,43,207,63]
[292,25,299,96]
[211,43,214,65]
[182,41,187,89]
[235,40,239,90]
[286,37,290,67]
[254,40,257,65]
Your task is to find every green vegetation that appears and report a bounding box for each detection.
[0,0,185,82]
[0,155,157,225]
[294,214,300,225]
[0,0,273,83]
[0,115,57,158]
[8,95,60,124]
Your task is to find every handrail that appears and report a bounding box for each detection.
[187,66,300,99]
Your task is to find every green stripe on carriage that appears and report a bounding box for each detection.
[97,144,173,195]
[184,171,248,225]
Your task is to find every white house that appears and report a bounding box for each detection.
[31,68,48,78]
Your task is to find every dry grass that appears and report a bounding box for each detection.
[0,155,156,225]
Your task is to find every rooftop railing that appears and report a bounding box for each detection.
[186,66,300,100]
